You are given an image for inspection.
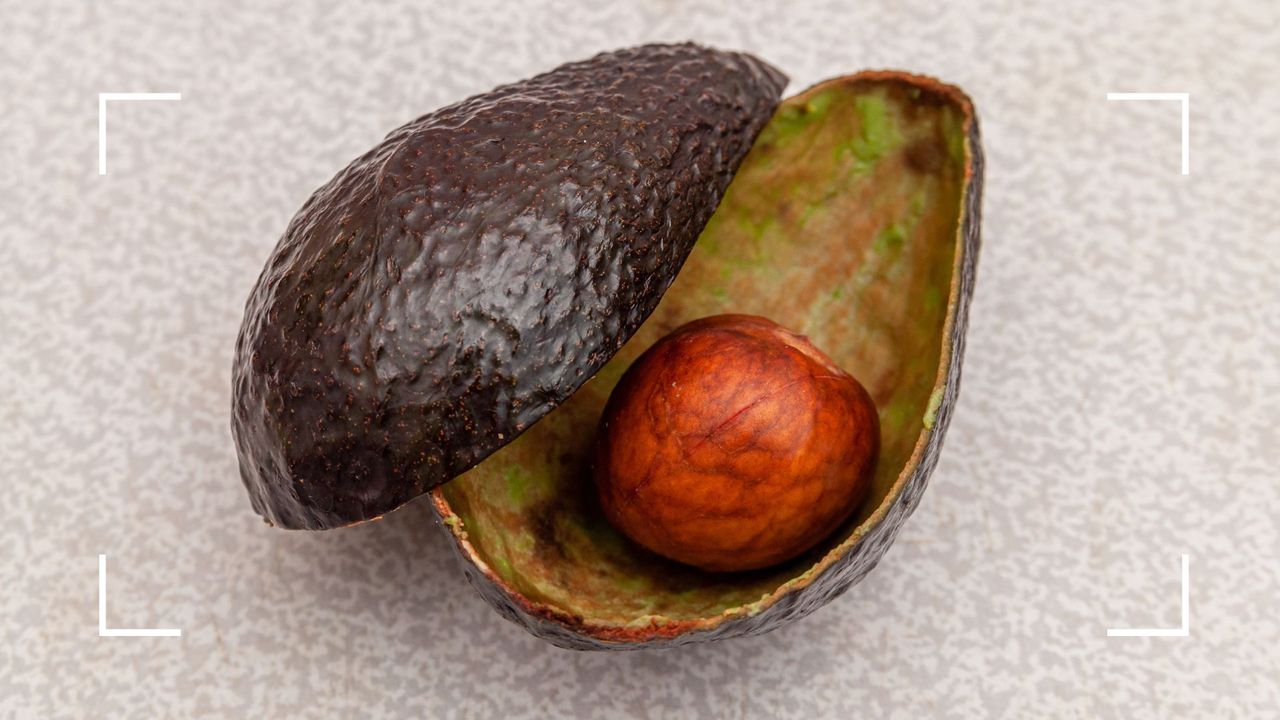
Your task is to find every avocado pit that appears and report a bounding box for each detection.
[594,314,879,572]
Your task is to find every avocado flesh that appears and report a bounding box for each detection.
[231,44,786,529]
[433,74,981,647]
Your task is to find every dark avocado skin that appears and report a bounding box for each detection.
[449,117,985,650]
[231,44,788,530]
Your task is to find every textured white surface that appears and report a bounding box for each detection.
[2,0,1279,717]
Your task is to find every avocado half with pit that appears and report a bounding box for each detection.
[231,44,983,650]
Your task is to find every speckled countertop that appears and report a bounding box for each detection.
[2,1,1278,717]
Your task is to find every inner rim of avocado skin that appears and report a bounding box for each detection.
[438,77,969,627]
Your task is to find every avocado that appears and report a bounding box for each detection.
[431,71,983,649]
[231,44,788,529]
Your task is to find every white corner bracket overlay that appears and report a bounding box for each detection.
[97,92,182,175]
[1105,92,1190,175]
[98,554,182,637]
[1106,554,1190,638]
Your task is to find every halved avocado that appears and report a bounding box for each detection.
[430,72,983,649]
[231,44,787,530]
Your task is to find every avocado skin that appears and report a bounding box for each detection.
[231,43,787,530]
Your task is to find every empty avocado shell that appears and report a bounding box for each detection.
[231,43,787,530]
[431,71,983,649]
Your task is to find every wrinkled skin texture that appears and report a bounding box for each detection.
[231,43,787,529]
[594,315,878,572]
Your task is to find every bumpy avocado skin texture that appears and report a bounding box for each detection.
[231,44,787,530]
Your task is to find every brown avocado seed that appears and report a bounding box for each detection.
[592,314,880,572]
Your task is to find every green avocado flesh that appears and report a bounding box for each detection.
[434,77,970,630]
